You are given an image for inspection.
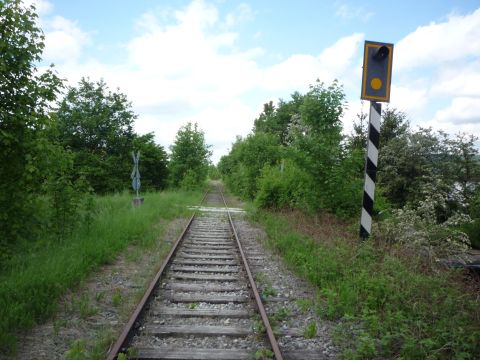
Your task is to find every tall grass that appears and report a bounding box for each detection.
[0,190,202,353]
[251,209,480,359]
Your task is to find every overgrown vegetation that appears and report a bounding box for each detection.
[0,2,213,353]
[219,60,479,358]
[0,0,212,256]
[252,210,480,358]
[219,80,366,217]
[219,80,480,254]
[0,190,202,353]
[169,122,212,189]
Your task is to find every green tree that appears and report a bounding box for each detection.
[380,108,410,149]
[0,0,63,247]
[169,122,211,188]
[221,79,356,215]
[219,132,282,199]
[207,164,220,180]
[288,80,349,213]
[377,128,479,219]
[253,92,304,145]
[55,78,136,193]
[445,133,480,208]
[133,133,169,190]
[348,102,368,151]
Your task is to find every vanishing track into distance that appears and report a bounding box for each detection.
[107,187,284,360]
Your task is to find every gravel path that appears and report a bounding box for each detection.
[231,212,340,359]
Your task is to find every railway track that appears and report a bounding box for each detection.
[107,188,283,360]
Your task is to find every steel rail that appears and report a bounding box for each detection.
[221,191,284,360]
[107,191,208,360]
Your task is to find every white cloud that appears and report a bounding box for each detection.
[223,3,254,28]
[42,16,90,63]
[29,0,90,65]
[431,61,480,97]
[263,33,364,92]
[335,2,374,23]
[389,85,428,116]
[395,9,480,70]
[391,8,480,135]
[35,0,368,162]
[433,97,480,125]
[24,0,53,16]
[38,0,480,163]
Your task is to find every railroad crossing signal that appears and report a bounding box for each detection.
[361,41,394,102]
[359,40,394,240]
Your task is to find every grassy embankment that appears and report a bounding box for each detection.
[250,208,480,359]
[0,190,203,353]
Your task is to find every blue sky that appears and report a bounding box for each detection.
[31,0,480,162]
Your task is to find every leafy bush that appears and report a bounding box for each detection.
[465,187,480,249]
[321,149,364,217]
[169,122,211,188]
[219,132,282,199]
[255,160,316,211]
[462,220,480,249]
[180,169,206,190]
[376,191,472,259]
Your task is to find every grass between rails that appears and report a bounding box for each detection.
[249,209,480,359]
[0,189,203,354]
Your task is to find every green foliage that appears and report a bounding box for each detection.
[255,160,316,211]
[222,79,362,216]
[253,348,274,360]
[303,321,317,339]
[219,132,282,199]
[271,307,290,323]
[252,315,266,335]
[0,190,202,354]
[379,128,479,213]
[445,133,480,207]
[348,104,368,151]
[65,330,123,360]
[169,122,211,189]
[295,298,313,313]
[90,330,117,360]
[375,190,472,259]
[463,220,480,249]
[380,108,410,148]
[253,93,304,145]
[133,133,169,191]
[0,0,63,248]
[207,164,220,180]
[464,187,480,248]
[75,294,98,319]
[112,289,123,307]
[252,209,480,358]
[45,174,93,240]
[65,339,88,360]
[255,272,277,299]
[289,80,345,183]
[55,78,138,193]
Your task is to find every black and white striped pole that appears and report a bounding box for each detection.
[360,101,381,238]
[359,41,394,239]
